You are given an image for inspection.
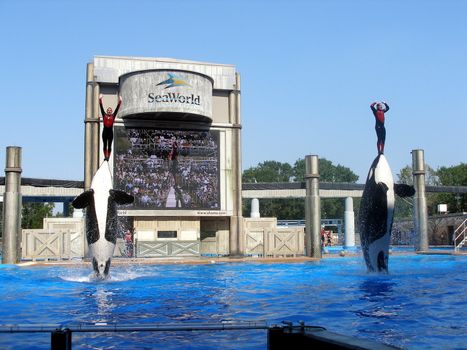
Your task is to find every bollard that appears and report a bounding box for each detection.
[344,197,355,247]
[412,149,429,251]
[2,147,22,264]
[305,155,321,258]
[250,198,260,218]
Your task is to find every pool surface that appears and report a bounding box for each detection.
[0,254,466,349]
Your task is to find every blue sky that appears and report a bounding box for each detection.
[0,0,466,182]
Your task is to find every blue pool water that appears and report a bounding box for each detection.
[0,254,466,349]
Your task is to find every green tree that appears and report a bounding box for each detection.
[242,158,358,219]
[52,202,74,218]
[396,163,466,216]
[21,203,54,229]
[293,158,359,219]
[435,163,467,213]
[395,164,439,218]
[243,161,293,183]
[242,161,297,218]
[292,158,358,183]
[396,165,439,186]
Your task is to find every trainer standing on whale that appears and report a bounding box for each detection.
[72,94,134,278]
[370,101,389,154]
[99,94,122,161]
[359,101,415,273]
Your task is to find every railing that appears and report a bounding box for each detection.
[136,240,200,258]
[454,219,467,251]
[277,219,305,227]
[21,230,84,261]
[245,229,304,257]
[0,321,400,350]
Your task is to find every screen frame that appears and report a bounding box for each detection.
[113,125,222,214]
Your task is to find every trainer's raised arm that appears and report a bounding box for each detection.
[98,94,106,117]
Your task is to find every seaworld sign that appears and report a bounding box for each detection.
[118,69,213,121]
[147,92,201,105]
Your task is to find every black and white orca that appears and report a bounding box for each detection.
[72,161,134,279]
[358,154,415,273]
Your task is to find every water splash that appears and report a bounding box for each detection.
[58,266,157,283]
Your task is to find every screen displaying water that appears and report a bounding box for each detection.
[0,254,466,349]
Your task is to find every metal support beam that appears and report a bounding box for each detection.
[305,155,321,258]
[2,146,22,264]
[412,149,429,251]
[229,73,243,256]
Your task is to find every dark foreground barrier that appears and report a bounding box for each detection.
[268,322,400,349]
[0,321,400,350]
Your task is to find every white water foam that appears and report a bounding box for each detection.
[59,267,157,283]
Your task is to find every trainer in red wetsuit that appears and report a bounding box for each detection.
[370,101,390,154]
[99,94,122,161]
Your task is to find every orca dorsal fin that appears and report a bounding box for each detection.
[109,189,134,205]
[72,189,94,209]
[394,184,416,198]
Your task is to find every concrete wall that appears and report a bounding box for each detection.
[243,217,305,257]
[200,218,230,255]
[134,217,201,241]
[21,217,85,261]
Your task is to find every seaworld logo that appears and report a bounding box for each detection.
[156,73,190,89]
[148,73,200,105]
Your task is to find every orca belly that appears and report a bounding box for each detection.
[72,161,134,278]
[358,154,394,273]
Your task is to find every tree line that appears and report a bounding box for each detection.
[242,158,466,220]
[0,161,464,236]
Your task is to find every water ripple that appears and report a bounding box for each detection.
[0,255,465,349]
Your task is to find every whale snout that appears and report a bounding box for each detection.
[92,258,111,279]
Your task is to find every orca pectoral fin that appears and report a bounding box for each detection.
[377,182,389,193]
[109,189,134,205]
[72,189,94,209]
[394,184,415,197]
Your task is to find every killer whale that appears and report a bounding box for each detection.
[358,154,415,273]
[72,161,134,279]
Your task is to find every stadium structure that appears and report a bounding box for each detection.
[84,56,243,256]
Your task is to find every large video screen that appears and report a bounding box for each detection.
[114,127,220,210]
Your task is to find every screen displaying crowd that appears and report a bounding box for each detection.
[114,127,220,210]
